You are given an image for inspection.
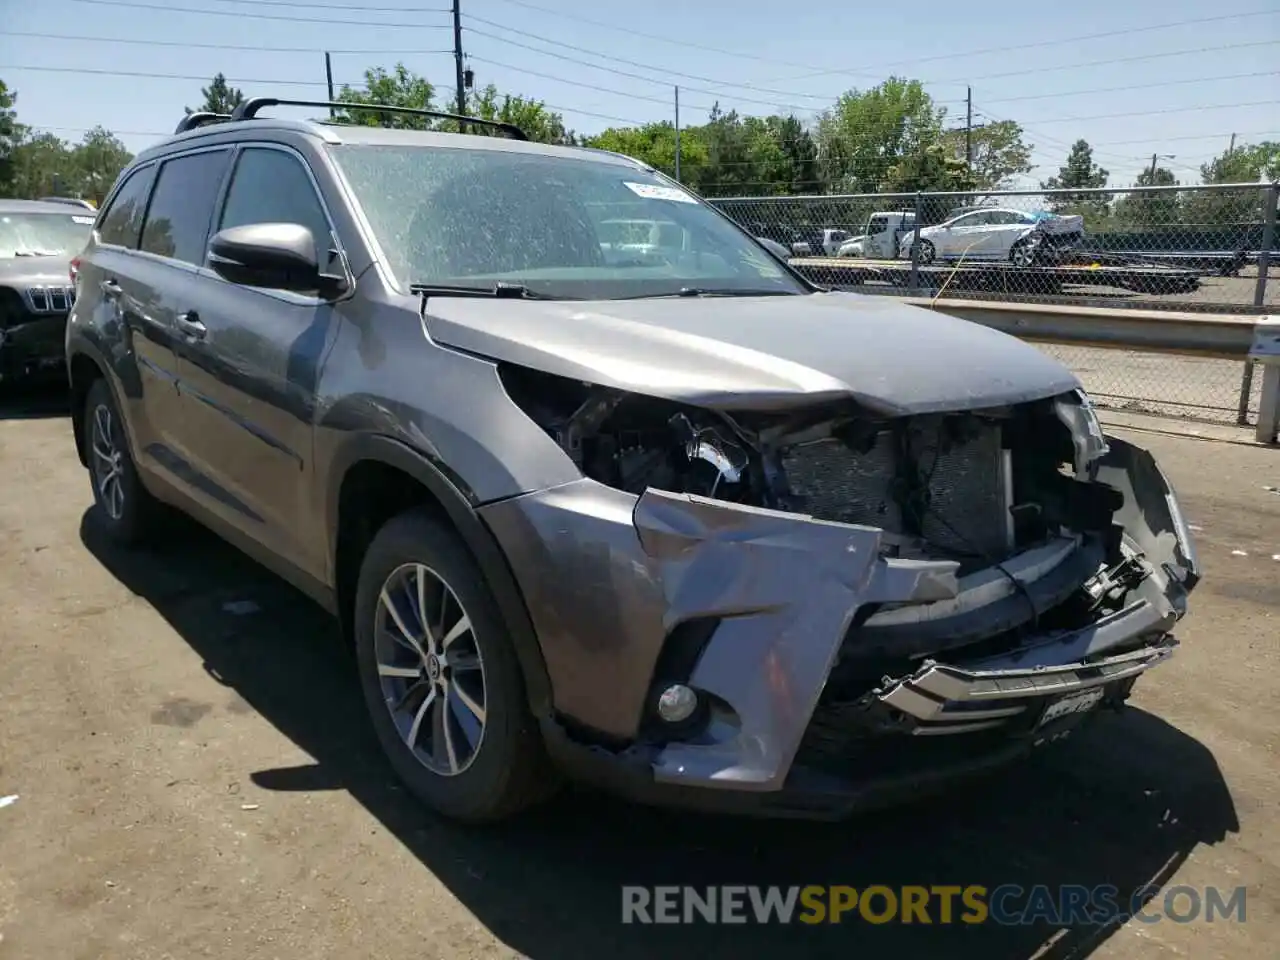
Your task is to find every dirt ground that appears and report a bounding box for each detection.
[0,390,1276,960]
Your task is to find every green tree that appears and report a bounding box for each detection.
[1113,165,1180,229]
[464,84,576,144]
[764,114,823,195]
[1040,139,1110,226]
[814,78,946,194]
[586,122,709,185]
[185,73,245,116]
[68,126,132,204]
[944,119,1033,190]
[0,79,25,197]
[10,131,74,198]
[693,105,792,197]
[1184,140,1280,235]
[335,64,437,129]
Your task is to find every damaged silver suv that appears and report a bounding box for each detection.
[66,97,1200,823]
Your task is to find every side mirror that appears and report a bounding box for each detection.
[209,223,346,296]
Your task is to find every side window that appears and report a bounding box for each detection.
[98,165,156,248]
[140,150,233,265]
[218,148,335,268]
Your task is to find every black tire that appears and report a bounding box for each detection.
[353,507,556,822]
[914,239,936,264]
[84,377,163,546]
[1010,237,1039,268]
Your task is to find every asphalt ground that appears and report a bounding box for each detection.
[0,388,1276,960]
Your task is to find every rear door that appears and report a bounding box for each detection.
[72,161,188,471]
[172,143,343,580]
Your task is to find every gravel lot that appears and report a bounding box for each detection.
[0,392,1276,960]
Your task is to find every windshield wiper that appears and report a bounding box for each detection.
[410,281,565,301]
[618,287,800,300]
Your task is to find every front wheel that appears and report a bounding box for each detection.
[1010,236,1041,268]
[353,508,556,822]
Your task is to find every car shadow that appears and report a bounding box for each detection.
[0,381,71,421]
[80,508,1238,960]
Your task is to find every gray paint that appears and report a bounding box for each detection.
[65,113,1200,811]
[423,292,1081,415]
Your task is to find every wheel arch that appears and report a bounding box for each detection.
[327,434,553,718]
[67,346,113,468]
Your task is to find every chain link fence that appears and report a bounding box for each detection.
[711,183,1277,426]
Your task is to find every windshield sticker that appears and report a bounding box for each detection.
[72,215,95,224]
[623,181,697,204]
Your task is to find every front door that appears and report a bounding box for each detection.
[172,144,343,580]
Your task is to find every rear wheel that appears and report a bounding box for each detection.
[353,507,556,822]
[913,239,936,264]
[84,377,163,545]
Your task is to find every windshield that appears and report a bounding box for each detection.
[0,211,94,259]
[328,144,807,299]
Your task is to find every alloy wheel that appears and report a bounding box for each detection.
[374,562,487,777]
[90,403,125,521]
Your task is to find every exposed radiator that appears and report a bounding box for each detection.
[780,423,1011,560]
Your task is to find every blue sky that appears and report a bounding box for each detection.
[2,0,1276,188]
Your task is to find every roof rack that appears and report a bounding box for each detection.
[174,111,232,135]
[228,97,529,141]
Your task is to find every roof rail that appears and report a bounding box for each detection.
[229,97,529,141]
[175,111,232,135]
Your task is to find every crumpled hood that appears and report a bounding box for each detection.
[424,289,1080,416]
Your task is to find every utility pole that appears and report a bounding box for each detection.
[324,52,335,117]
[673,86,681,183]
[1149,153,1159,180]
[452,0,466,131]
[965,86,972,172]
[1228,132,1236,156]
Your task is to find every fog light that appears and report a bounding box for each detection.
[656,684,698,724]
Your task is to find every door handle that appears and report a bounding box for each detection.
[176,311,207,339]
[100,278,122,297]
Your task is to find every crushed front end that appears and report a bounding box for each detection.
[480,368,1199,818]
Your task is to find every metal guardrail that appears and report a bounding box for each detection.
[912,298,1280,444]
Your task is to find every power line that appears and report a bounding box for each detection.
[765,9,1279,82]
[0,64,364,88]
[111,0,451,8]
[1004,100,1275,126]
[465,18,1277,106]
[982,72,1280,106]
[465,56,690,110]
[64,0,451,27]
[462,18,850,105]
[482,0,856,76]
[945,40,1279,85]
[3,31,455,55]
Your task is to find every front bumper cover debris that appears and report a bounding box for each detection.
[482,433,1198,818]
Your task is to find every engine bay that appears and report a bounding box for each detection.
[499,363,1123,574]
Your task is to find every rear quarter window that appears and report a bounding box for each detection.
[97,164,157,248]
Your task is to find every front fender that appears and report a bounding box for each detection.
[1095,435,1201,595]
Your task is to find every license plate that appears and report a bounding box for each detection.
[1038,688,1105,726]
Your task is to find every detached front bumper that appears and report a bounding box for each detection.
[479,436,1198,818]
